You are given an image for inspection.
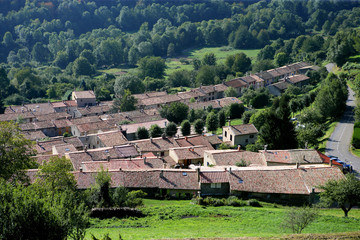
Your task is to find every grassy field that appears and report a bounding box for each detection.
[165,47,261,75]
[215,118,244,135]
[85,199,360,240]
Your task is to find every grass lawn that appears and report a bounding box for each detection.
[166,46,261,76]
[215,118,243,135]
[317,121,339,153]
[85,199,360,240]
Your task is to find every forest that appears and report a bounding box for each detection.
[0,0,359,107]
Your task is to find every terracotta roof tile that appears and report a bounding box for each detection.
[200,171,228,183]
[175,135,214,150]
[225,79,247,88]
[132,137,179,152]
[73,91,95,99]
[207,150,265,166]
[227,124,258,135]
[97,131,128,147]
[260,149,324,164]
[229,166,344,195]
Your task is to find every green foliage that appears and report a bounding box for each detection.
[136,127,149,140]
[258,95,297,150]
[149,124,163,138]
[138,56,166,79]
[73,57,95,77]
[206,112,218,133]
[0,121,36,183]
[314,73,348,120]
[297,123,325,148]
[218,110,226,128]
[160,102,189,124]
[90,168,113,208]
[114,74,144,96]
[168,70,192,88]
[36,156,76,193]
[225,52,251,74]
[165,122,178,137]
[112,187,129,208]
[227,103,245,119]
[282,206,319,234]
[124,190,147,208]
[181,120,191,136]
[202,53,216,66]
[112,89,137,113]
[235,160,248,167]
[224,86,237,97]
[194,119,204,135]
[319,174,360,217]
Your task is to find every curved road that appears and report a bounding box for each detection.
[325,87,360,172]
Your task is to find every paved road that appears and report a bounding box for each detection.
[325,87,360,172]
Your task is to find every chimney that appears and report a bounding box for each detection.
[79,167,83,172]
[185,136,188,141]
[330,159,333,167]
[296,162,300,169]
[119,167,122,171]
[160,170,164,178]
[143,156,146,164]
[264,144,268,152]
[228,120,231,126]
[107,154,110,162]
[237,145,241,151]
[150,137,153,143]
[229,167,232,174]
[84,145,87,152]
[196,168,200,182]
[163,163,166,169]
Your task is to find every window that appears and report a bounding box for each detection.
[211,183,221,188]
[245,139,248,143]
[249,135,254,138]
[230,135,232,141]
[225,131,227,137]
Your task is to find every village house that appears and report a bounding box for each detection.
[228,165,344,204]
[200,170,229,196]
[203,149,265,167]
[168,146,210,167]
[72,90,97,108]
[35,136,84,155]
[267,81,290,96]
[259,149,331,166]
[119,119,169,141]
[224,78,247,96]
[65,145,139,170]
[132,136,179,157]
[222,124,258,147]
[284,74,310,88]
[79,130,128,149]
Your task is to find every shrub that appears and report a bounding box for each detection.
[235,160,248,167]
[226,196,246,207]
[247,199,262,207]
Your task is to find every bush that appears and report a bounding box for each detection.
[89,207,144,219]
[226,196,246,207]
[247,199,262,207]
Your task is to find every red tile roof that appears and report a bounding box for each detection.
[73,90,95,99]
[132,137,179,153]
[207,150,265,166]
[175,135,214,150]
[200,171,228,183]
[225,124,258,135]
[229,165,344,195]
[260,149,324,164]
[97,131,128,147]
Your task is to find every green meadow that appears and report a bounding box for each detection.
[86,199,360,240]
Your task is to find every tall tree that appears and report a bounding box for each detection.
[206,112,218,133]
[181,120,191,136]
[138,56,166,79]
[112,89,137,113]
[0,122,36,183]
[160,102,189,124]
[114,74,144,96]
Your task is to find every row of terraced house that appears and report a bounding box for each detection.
[0,61,343,204]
